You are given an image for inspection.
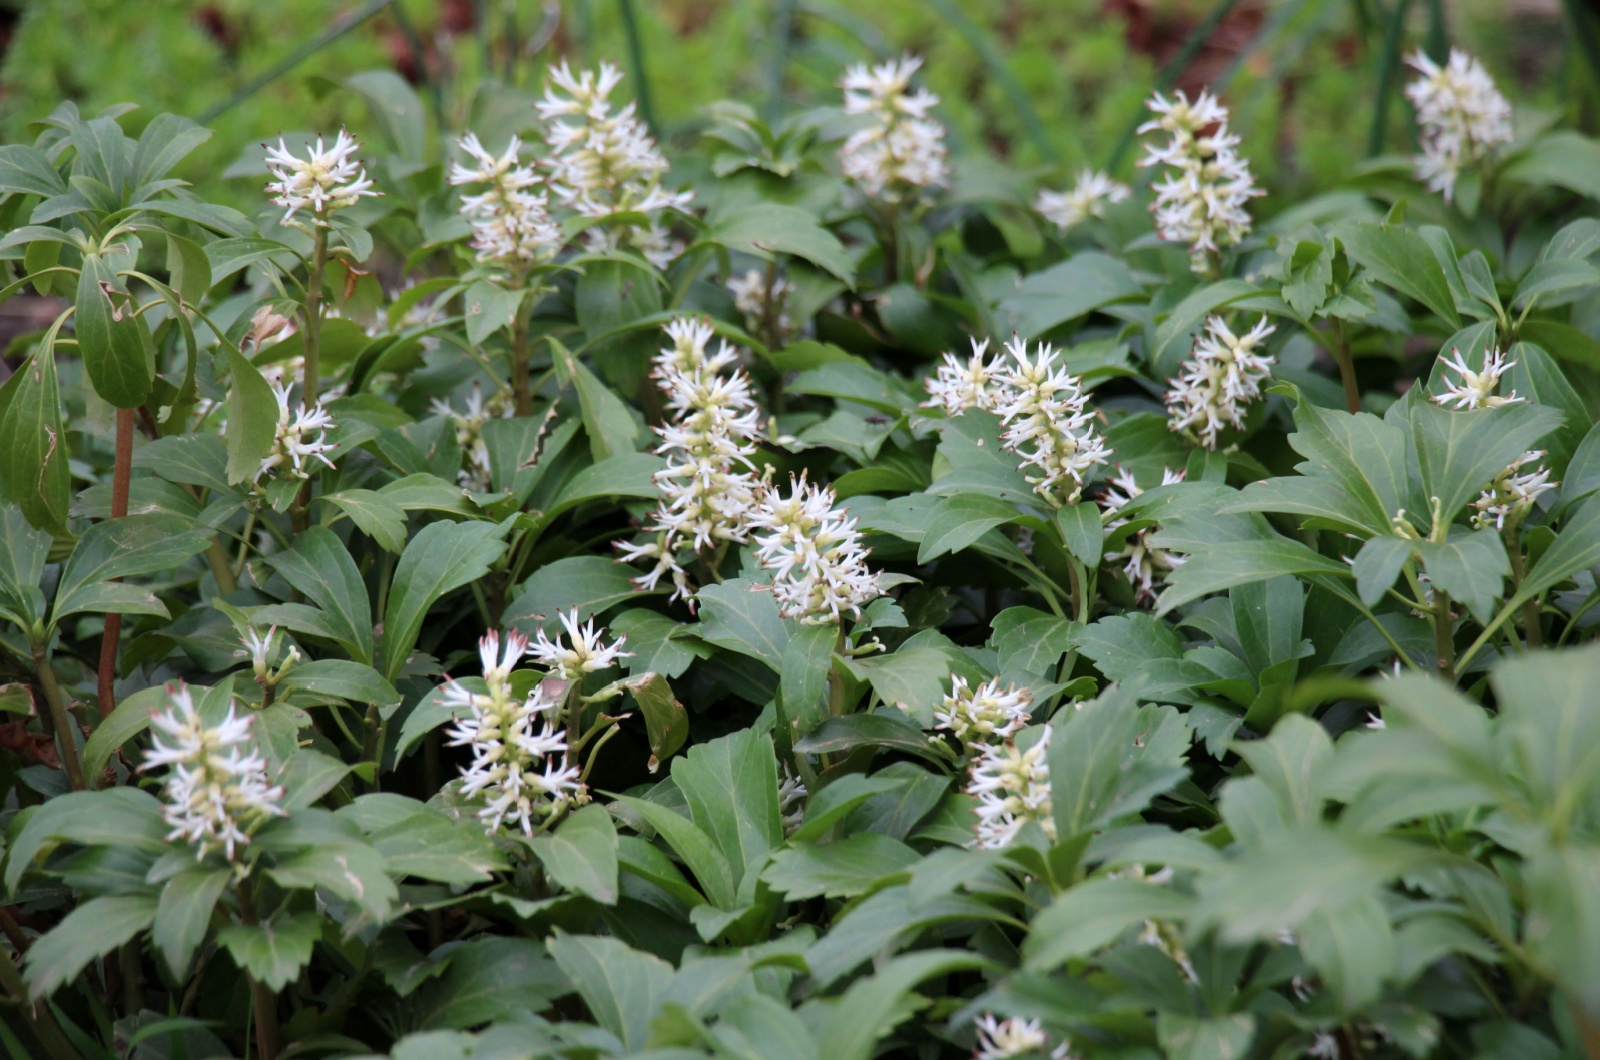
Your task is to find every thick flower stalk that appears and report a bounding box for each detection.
[616,318,765,601]
[994,337,1112,505]
[974,1015,1075,1060]
[528,609,632,683]
[1164,314,1276,450]
[1137,89,1261,271]
[934,676,1034,747]
[1475,451,1556,531]
[924,337,1000,417]
[968,726,1055,850]
[537,62,692,267]
[442,631,583,836]
[838,54,950,204]
[1102,467,1188,602]
[1433,347,1519,410]
[1405,48,1513,203]
[263,129,379,227]
[430,383,515,492]
[142,683,286,862]
[449,133,563,266]
[1035,169,1131,232]
[748,476,881,623]
[727,268,795,345]
[255,381,337,484]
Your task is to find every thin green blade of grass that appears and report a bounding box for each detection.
[922,0,1061,165]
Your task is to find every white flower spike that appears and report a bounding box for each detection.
[993,336,1113,505]
[528,609,632,682]
[1405,48,1513,203]
[255,381,337,484]
[1434,347,1521,410]
[1137,88,1261,272]
[1102,466,1188,602]
[1164,314,1276,450]
[264,129,379,226]
[838,54,950,204]
[934,676,1034,746]
[449,133,563,265]
[746,475,881,623]
[967,726,1055,850]
[1035,169,1131,232]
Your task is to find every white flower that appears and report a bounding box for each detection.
[1433,346,1521,410]
[934,676,1033,746]
[924,337,1000,416]
[993,337,1112,505]
[747,476,881,623]
[1102,466,1188,603]
[838,54,950,204]
[430,383,515,492]
[236,626,299,687]
[968,726,1055,850]
[616,318,765,602]
[450,132,563,265]
[1137,89,1261,271]
[142,683,285,862]
[974,1014,1076,1060]
[255,381,337,484]
[443,630,583,835]
[537,62,692,267]
[528,609,631,682]
[263,129,379,225]
[1164,314,1276,450]
[1472,449,1556,531]
[778,767,808,836]
[1308,1032,1342,1059]
[1405,48,1513,202]
[1035,169,1131,231]
[726,268,795,344]
[1138,918,1198,982]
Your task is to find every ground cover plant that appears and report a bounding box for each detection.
[2,23,1600,1060]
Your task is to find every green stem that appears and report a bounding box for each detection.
[0,940,80,1060]
[31,647,86,791]
[205,539,238,596]
[1506,531,1543,648]
[509,300,533,417]
[301,228,329,401]
[1331,317,1361,414]
[235,878,280,1060]
[1433,589,1455,681]
[360,702,383,792]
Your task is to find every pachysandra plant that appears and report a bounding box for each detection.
[5,25,1600,1060]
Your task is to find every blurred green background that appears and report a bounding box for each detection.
[0,0,1587,205]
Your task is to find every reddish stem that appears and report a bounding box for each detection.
[96,408,133,719]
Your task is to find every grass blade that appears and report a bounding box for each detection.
[1367,0,1413,157]
[617,0,658,134]
[923,0,1060,164]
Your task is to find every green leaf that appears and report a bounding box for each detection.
[25,894,157,1000]
[277,659,400,710]
[53,514,213,625]
[75,250,152,408]
[413,937,564,1029]
[382,520,509,683]
[0,144,67,197]
[1491,644,1600,823]
[1056,502,1104,568]
[672,729,782,886]
[1512,259,1600,309]
[1296,892,1395,1011]
[1051,699,1190,837]
[793,712,946,765]
[1502,130,1600,201]
[276,748,356,811]
[998,251,1142,338]
[131,112,211,187]
[1150,279,1260,378]
[5,788,167,892]
[462,280,523,347]
[694,579,791,671]
[264,526,374,665]
[1335,221,1461,327]
[0,347,71,535]
[152,866,230,979]
[371,811,508,885]
[623,671,689,765]
[1232,715,1332,826]
[1023,878,1195,970]
[610,795,735,908]
[546,452,665,517]
[762,834,919,900]
[83,685,167,781]
[345,70,426,160]
[917,493,1022,563]
[131,433,231,494]
[222,346,278,486]
[1156,538,1352,616]
[1414,531,1508,622]
[552,339,640,461]
[322,489,408,552]
[504,556,650,638]
[991,607,1078,677]
[703,204,855,286]
[216,912,321,991]
[927,411,1038,507]
[818,950,996,1060]
[1230,575,1305,675]
[1352,536,1412,606]
[1409,400,1563,527]
[841,635,970,727]
[527,804,619,903]
[780,621,837,735]
[546,931,674,1052]
[205,237,299,284]
[788,774,902,843]
[1156,1013,1257,1060]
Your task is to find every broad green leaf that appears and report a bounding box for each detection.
[762,834,919,900]
[0,143,67,197]
[345,70,426,160]
[1512,258,1600,309]
[0,347,71,535]
[1156,538,1351,616]
[610,795,735,908]
[132,112,211,186]
[841,634,971,727]
[546,931,674,1052]
[264,526,374,665]
[277,659,400,710]
[82,685,167,781]
[789,774,903,843]
[623,671,689,764]
[793,712,946,765]
[998,251,1143,338]
[917,493,1022,563]
[552,339,641,461]
[383,519,509,682]
[1351,536,1412,606]
[1051,700,1190,837]
[1296,892,1395,1011]
[1336,221,1461,327]
[927,411,1038,508]
[818,950,996,1060]
[1150,279,1260,379]
[543,452,665,519]
[1023,878,1196,970]
[694,579,791,671]
[1156,1013,1257,1060]
[131,433,230,494]
[527,804,619,903]
[780,621,838,735]
[1502,130,1600,202]
[222,346,278,485]
[53,515,213,625]
[991,607,1078,677]
[51,581,168,623]
[1523,844,1600,1016]
[5,787,167,892]
[413,937,565,1030]
[1056,502,1104,567]
[672,729,782,886]
[322,489,408,552]
[462,279,522,346]
[216,912,321,991]
[504,555,652,638]
[1409,400,1562,528]
[76,250,152,407]
[25,893,157,1000]
[1414,531,1508,622]
[276,748,356,811]
[1492,644,1600,823]
[703,204,855,286]
[1232,715,1332,826]
[152,866,230,978]
[371,811,508,885]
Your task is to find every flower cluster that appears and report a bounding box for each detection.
[263,129,379,226]
[1164,314,1276,450]
[1433,347,1519,410]
[1474,450,1557,531]
[142,684,285,862]
[255,381,337,484]
[430,383,515,492]
[968,725,1055,849]
[993,337,1113,505]
[778,767,808,835]
[924,337,1001,417]
[1102,467,1188,603]
[616,318,765,602]
[238,626,299,690]
[529,608,632,683]
[1138,89,1261,271]
[442,631,583,836]
[449,133,562,266]
[537,62,692,267]
[1035,169,1131,232]
[748,476,881,623]
[726,268,795,345]
[1405,48,1514,202]
[974,1015,1076,1060]
[838,55,950,204]
[934,676,1034,747]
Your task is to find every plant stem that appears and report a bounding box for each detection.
[1433,589,1455,681]
[302,229,329,401]
[96,407,134,718]
[1505,531,1543,648]
[204,540,238,595]
[1331,318,1360,414]
[0,940,80,1060]
[32,647,86,791]
[360,702,383,792]
[510,298,533,416]
[235,878,281,1060]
